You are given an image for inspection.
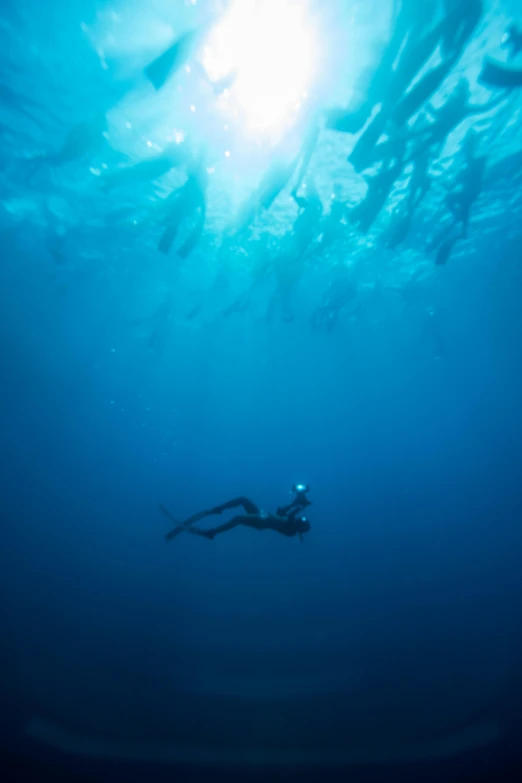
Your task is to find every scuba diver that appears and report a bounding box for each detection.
[224,180,321,323]
[265,180,323,323]
[392,0,484,126]
[444,130,486,237]
[324,0,440,136]
[158,153,208,257]
[432,129,487,265]
[406,79,505,163]
[232,157,296,236]
[386,136,432,249]
[103,141,192,191]
[161,492,312,542]
[24,114,109,182]
[347,0,483,173]
[231,115,320,238]
[350,148,405,234]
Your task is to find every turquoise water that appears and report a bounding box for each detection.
[2,0,522,777]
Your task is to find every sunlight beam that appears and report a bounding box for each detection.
[201,0,318,134]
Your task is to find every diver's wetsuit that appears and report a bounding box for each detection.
[181,497,310,540]
[191,513,307,540]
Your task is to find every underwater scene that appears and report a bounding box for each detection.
[2,0,522,779]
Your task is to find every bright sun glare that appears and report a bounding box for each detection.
[202,0,317,134]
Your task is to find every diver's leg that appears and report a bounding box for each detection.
[180,495,259,528]
[211,497,260,515]
[190,517,244,539]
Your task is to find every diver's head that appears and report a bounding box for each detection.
[292,483,310,495]
[296,516,311,534]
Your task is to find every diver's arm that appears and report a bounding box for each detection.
[276,500,296,517]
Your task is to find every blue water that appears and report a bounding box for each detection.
[2,0,522,779]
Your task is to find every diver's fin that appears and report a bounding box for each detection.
[478,58,522,89]
[162,505,217,540]
[299,534,304,544]
[145,28,201,90]
[160,504,181,527]
[160,505,193,542]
